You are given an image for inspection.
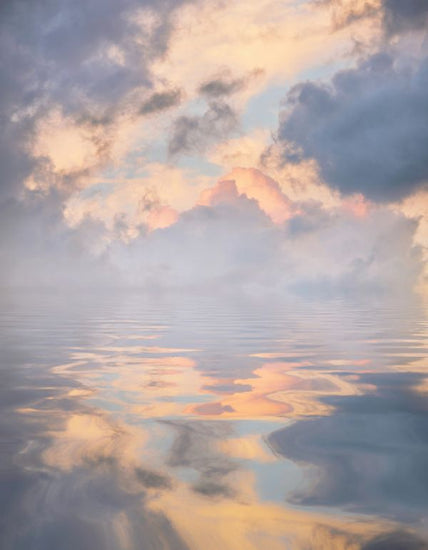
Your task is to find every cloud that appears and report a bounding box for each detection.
[64,182,179,242]
[62,163,212,242]
[101,182,424,294]
[0,0,187,199]
[198,69,262,98]
[313,0,382,31]
[315,0,428,37]
[1,163,424,294]
[383,0,428,36]
[1,0,426,297]
[168,101,239,156]
[153,0,379,99]
[199,168,295,225]
[362,530,428,550]
[139,88,183,115]
[278,51,428,201]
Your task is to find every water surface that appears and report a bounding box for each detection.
[1,291,427,549]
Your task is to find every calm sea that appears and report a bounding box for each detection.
[1,290,427,549]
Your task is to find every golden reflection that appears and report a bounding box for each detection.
[42,412,146,472]
[32,399,397,550]
[188,360,368,419]
[147,479,391,550]
[217,435,276,463]
[50,341,373,422]
[52,345,204,417]
[15,337,420,550]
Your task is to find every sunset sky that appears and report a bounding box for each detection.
[1,0,427,293]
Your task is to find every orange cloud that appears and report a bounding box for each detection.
[146,205,179,230]
[342,193,371,218]
[199,167,295,224]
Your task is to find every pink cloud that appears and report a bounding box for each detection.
[341,193,371,218]
[146,205,179,231]
[199,167,295,224]
[198,179,240,206]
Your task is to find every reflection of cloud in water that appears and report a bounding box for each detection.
[148,482,391,550]
[2,294,428,549]
[188,360,368,419]
[4,411,186,549]
[267,371,428,520]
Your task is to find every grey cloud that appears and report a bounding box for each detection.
[134,467,173,489]
[199,78,244,97]
[168,101,238,156]
[192,480,235,498]
[315,0,428,36]
[278,52,428,201]
[198,69,262,98]
[361,531,428,550]
[140,88,182,115]
[383,0,428,36]
[362,531,428,550]
[0,196,117,287]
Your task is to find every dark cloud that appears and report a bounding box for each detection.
[314,0,428,36]
[168,101,238,156]
[140,88,182,115]
[198,69,262,98]
[383,0,428,36]
[199,78,245,97]
[135,467,173,489]
[278,52,428,201]
[362,530,428,550]
[192,480,235,498]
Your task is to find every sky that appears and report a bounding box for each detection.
[1,0,427,294]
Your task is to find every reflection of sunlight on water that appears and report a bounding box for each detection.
[2,293,428,549]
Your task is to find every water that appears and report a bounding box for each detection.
[0,290,427,550]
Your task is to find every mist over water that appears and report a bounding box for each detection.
[0,290,427,549]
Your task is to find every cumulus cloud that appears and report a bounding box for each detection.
[201,168,295,225]
[107,187,424,295]
[3,167,422,295]
[278,51,428,201]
